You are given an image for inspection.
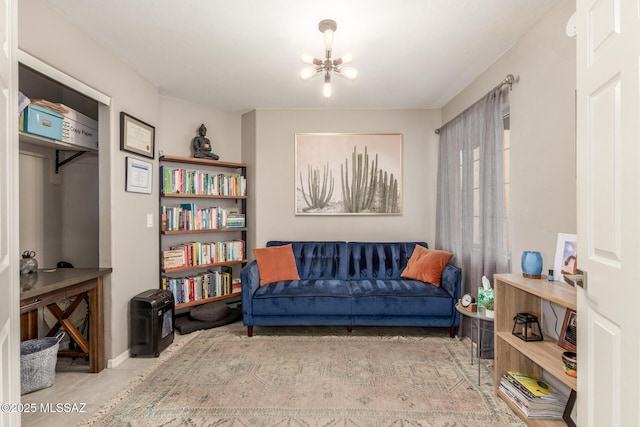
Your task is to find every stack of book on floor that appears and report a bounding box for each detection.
[499,371,568,419]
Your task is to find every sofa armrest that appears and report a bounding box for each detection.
[240,260,260,325]
[440,263,462,300]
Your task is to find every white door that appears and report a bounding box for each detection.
[0,0,21,425]
[576,0,640,426]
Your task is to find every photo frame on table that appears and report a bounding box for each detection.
[120,112,155,159]
[295,133,402,215]
[563,389,577,427]
[558,308,577,352]
[554,233,577,283]
[125,156,153,194]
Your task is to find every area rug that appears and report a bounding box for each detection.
[80,324,524,426]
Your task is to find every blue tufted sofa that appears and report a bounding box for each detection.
[240,241,462,337]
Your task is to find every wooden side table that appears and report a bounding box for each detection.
[455,303,495,385]
[20,268,111,373]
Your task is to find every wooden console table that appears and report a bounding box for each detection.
[20,268,112,373]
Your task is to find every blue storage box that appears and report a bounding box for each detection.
[23,104,63,140]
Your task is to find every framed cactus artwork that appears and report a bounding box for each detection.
[295,133,402,215]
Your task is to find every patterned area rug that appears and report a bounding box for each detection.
[80,324,524,426]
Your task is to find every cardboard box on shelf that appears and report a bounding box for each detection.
[60,104,98,151]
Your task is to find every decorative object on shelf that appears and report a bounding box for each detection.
[562,351,577,377]
[521,250,543,278]
[20,251,38,275]
[300,19,358,98]
[554,232,577,283]
[511,312,543,341]
[120,112,155,159]
[483,299,495,318]
[191,124,219,160]
[295,133,402,215]
[125,157,153,194]
[558,308,577,352]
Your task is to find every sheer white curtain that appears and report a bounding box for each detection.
[436,89,509,344]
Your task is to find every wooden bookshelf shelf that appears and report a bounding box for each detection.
[161,193,247,200]
[159,154,246,169]
[162,228,247,235]
[161,259,247,274]
[494,273,577,426]
[175,292,240,310]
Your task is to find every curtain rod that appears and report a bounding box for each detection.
[434,74,515,135]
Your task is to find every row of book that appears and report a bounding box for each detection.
[161,270,241,305]
[160,166,247,197]
[161,203,246,231]
[499,371,569,420]
[161,240,245,270]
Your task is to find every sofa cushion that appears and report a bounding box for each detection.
[254,244,301,286]
[267,241,348,280]
[400,245,453,286]
[349,279,454,316]
[345,242,428,280]
[252,279,352,316]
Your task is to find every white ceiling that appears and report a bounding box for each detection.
[47,0,561,113]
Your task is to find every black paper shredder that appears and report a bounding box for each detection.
[130,289,174,357]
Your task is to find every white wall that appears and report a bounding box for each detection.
[247,109,441,252]
[19,0,160,360]
[442,0,577,278]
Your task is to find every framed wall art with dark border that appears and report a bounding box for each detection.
[120,112,155,159]
[558,308,577,352]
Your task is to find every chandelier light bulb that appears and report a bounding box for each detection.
[300,67,317,81]
[341,67,358,80]
[323,29,334,51]
[340,53,353,64]
[323,82,332,98]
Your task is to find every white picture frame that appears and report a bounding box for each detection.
[554,233,577,283]
[125,156,153,194]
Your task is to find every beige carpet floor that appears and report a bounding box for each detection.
[80,323,524,426]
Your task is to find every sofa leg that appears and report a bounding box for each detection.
[247,326,253,337]
[450,326,456,338]
[347,325,352,333]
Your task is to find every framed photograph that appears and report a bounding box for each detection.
[120,112,155,159]
[554,233,577,283]
[125,156,153,194]
[558,308,577,352]
[295,133,402,215]
[563,389,577,427]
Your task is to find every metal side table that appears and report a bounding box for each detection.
[455,303,495,385]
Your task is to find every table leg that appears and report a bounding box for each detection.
[88,276,105,373]
[477,317,481,385]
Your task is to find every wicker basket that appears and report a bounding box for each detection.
[20,332,64,395]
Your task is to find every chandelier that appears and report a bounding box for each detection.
[300,19,358,98]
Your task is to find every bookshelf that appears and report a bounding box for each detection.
[494,273,577,426]
[159,155,247,310]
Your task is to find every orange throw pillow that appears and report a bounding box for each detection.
[253,244,301,286]
[400,245,453,286]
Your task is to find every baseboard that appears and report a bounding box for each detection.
[107,348,130,368]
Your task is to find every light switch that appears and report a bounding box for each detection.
[147,213,153,228]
